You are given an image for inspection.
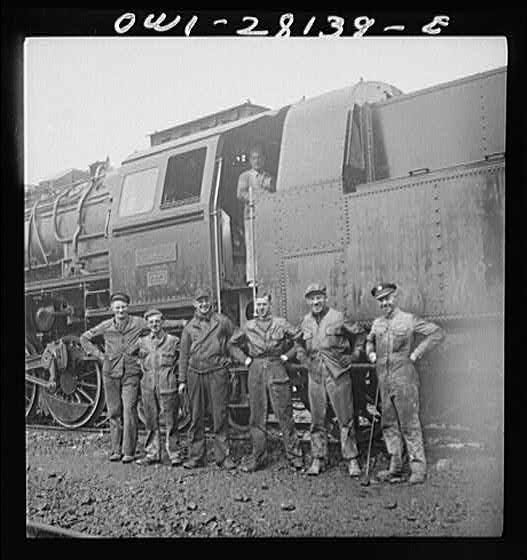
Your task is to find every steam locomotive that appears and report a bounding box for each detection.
[25,66,505,437]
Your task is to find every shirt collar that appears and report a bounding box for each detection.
[150,329,166,341]
[311,306,329,324]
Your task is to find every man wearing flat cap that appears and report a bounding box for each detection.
[229,293,304,472]
[178,288,237,470]
[366,282,445,484]
[80,292,186,463]
[297,283,366,477]
[134,309,183,467]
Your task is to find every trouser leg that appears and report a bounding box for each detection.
[267,365,301,461]
[141,385,161,460]
[393,382,426,474]
[160,391,180,461]
[103,376,122,455]
[325,372,359,460]
[248,362,268,462]
[209,368,231,464]
[381,384,403,470]
[187,370,206,463]
[121,375,140,457]
[308,369,328,460]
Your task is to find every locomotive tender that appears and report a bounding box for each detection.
[25,67,505,435]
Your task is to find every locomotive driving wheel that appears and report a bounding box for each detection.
[25,341,40,419]
[41,335,104,428]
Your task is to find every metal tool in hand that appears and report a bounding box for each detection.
[360,379,380,487]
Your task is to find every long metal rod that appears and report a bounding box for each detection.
[248,182,257,310]
[363,379,381,482]
[211,158,223,313]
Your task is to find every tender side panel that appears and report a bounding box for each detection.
[343,178,441,321]
[370,68,506,180]
[268,182,345,323]
[437,164,504,317]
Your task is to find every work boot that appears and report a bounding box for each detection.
[183,458,205,469]
[136,456,159,466]
[376,456,403,482]
[409,471,427,485]
[121,455,135,464]
[306,458,325,476]
[241,455,265,473]
[348,458,361,478]
[170,452,184,467]
[219,456,237,470]
[109,453,122,462]
[290,455,304,471]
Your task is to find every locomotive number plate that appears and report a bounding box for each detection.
[136,243,178,267]
[146,267,168,287]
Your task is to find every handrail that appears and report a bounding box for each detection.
[71,164,105,262]
[27,194,49,268]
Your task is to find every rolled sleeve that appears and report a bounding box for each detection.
[411,316,445,360]
[228,328,249,364]
[80,322,108,359]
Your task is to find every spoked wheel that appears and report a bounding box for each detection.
[25,339,40,419]
[41,335,104,428]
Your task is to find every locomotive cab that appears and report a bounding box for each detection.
[109,108,288,327]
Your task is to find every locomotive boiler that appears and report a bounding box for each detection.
[25,67,505,439]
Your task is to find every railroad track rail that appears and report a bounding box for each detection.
[26,520,99,538]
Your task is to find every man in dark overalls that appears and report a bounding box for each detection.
[298,284,366,477]
[178,288,237,470]
[135,309,183,467]
[366,282,445,484]
[229,293,304,472]
[80,293,186,464]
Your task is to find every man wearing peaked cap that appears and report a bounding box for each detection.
[178,287,237,470]
[135,308,183,467]
[229,292,304,472]
[194,287,212,301]
[304,283,327,298]
[296,282,366,477]
[366,282,445,484]
[110,292,131,304]
[371,283,397,300]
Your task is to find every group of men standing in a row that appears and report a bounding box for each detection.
[80,280,444,485]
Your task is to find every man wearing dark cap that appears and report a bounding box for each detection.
[298,283,366,477]
[134,309,183,467]
[237,145,274,287]
[229,293,304,472]
[178,288,237,469]
[80,292,186,463]
[366,283,445,484]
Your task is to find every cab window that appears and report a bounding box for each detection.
[119,167,159,217]
[161,147,207,208]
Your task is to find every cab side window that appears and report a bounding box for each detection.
[119,167,159,217]
[161,147,207,208]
